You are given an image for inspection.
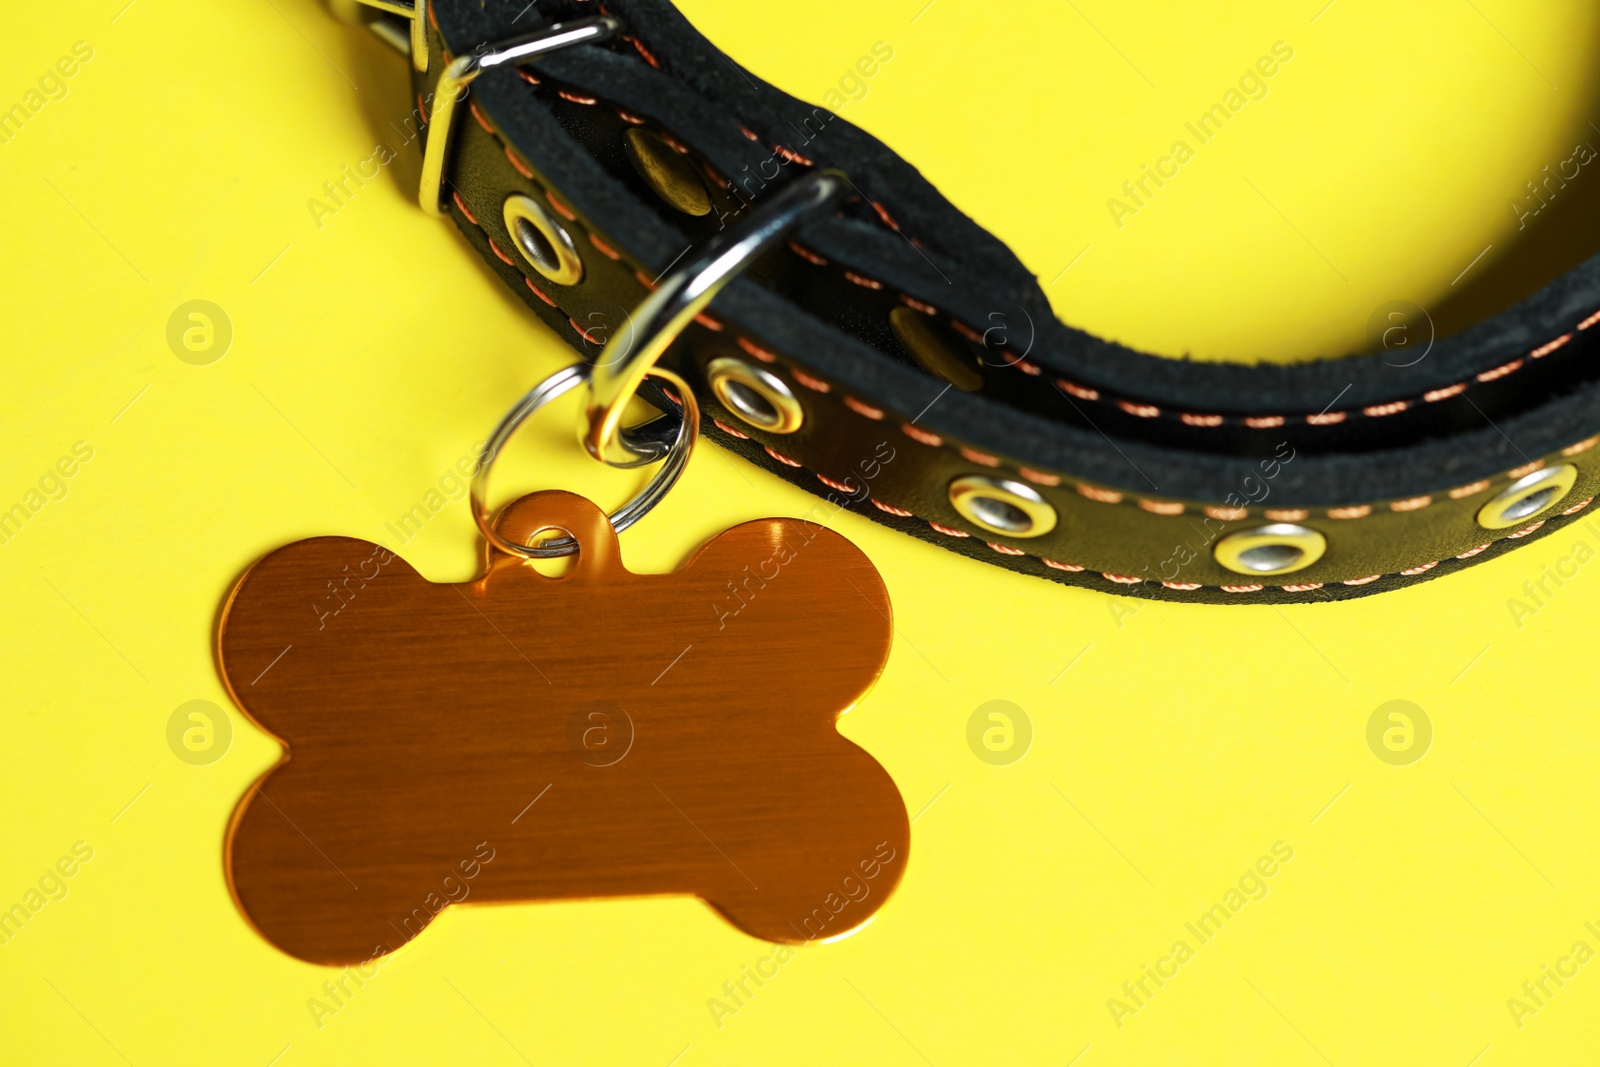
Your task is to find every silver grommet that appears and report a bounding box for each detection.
[1477,464,1578,529]
[502,193,584,285]
[705,357,804,434]
[948,475,1058,538]
[1214,524,1327,576]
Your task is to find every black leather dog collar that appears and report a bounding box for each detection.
[345,0,1600,603]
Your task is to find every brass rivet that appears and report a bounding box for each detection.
[948,476,1057,538]
[889,307,984,392]
[1477,463,1578,529]
[1214,524,1327,576]
[623,127,712,217]
[706,357,804,434]
[502,194,583,285]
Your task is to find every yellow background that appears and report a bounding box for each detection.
[3,1,1599,1064]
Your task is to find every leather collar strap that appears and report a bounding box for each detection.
[393,0,1600,602]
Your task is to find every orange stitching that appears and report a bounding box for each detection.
[929,522,970,538]
[517,68,541,86]
[693,312,723,332]
[1265,508,1309,521]
[1117,400,1160,418]
[524,277,557,308]
[615,108,645,125]
[1327,505,1372,519]
[817,473,859,494]
[505,145,535,179]
[451,190,478,225]
[1562,496,1594,515]
[1508,520,1545,538]
[712,418,749,440]
[1221,584,1264,593]
[790,370,831,392]
[1400,561,1439,575]
[1424,384,1467,402]
[1531,334,1572,358]
[1180,413,1223,427]
[1581,310,1600,330]
[1477,358,1523,382]
[545,190,576,220]
[1139,499,1185,515]
[1206,505,1246,521]
[1457,544,1491,558]
[950,320,983,344]
[624,34,660,68]
[1448,480,1490,498]
[1077,485,1123,504]
[1342,574,1382,585]
[901,423,942,446]
[764,447,802,468]
[556,89,597,105]
[1390,496,1432,512]
[1103,573,1142,584]
[1018,467,1060,486]
[843,270,884,290]
[735,336,778,364]
[1306,411,1347,425]
[488,238,517,266]
[568,317,602,345]
[1562,436,1599,455]
[1058,379,1100,401]
[788,241,827,266]
[1162,580,1201,590]
[1046,559,1087,572]
[843,396,885,420]
[1245,416,1285,428]
[988,542,1027,556]
[1280,583,1323,592]
[958,447,1001,467]
[1362,400,1409,417]
[589,233,621,260]
[871,499,913,517]
[469,101,494,133]
[773,144,813,166]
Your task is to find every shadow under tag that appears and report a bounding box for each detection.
[217,490,909,965]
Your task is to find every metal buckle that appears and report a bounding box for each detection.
[584,170,850,468]
[332,0,430,72]
[417,18,621,216]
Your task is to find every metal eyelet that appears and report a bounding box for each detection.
[889,307,983,392]
[706,357,805,434]
[1214,524,1327,576]
[948,476,1058,538]
[1476,464,1578,530]
[623,128,712,217]
[502,194,584,285]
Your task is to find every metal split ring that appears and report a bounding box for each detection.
[469,362,698,558]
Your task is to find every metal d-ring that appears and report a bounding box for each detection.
[419,17,621,216]
[584,169,850,468]
[469,362,699,558]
